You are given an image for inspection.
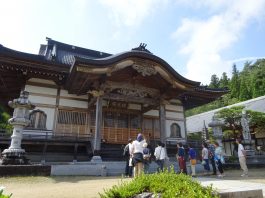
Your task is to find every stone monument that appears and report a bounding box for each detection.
[241,110,255,156]
[0,91,35,165]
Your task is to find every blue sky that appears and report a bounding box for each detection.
[1,0,265,84]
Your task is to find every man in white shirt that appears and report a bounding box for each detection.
[154,142,166,172]
[236,139,248,177]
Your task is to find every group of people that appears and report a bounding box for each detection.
[123,133,168,178]
[179,139,248,177]
[123,133,248,178]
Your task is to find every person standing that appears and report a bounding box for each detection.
[208,141,217,175]
[123,138,133,177]
[177,142,187,174]
[214,142,225,177]
[188,144,196,177]
[162,143,170,171]
[131,133,145,177]
[154,142,166,172]
[236,139,248,177]
[202,142,210,174]
[143,143,151,174]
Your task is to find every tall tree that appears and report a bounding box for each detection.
[209,74,220,88]
[230,64,240,99]
[219,72,230,88]
[252,60,265,97]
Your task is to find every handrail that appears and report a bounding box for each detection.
[0,128,92,142]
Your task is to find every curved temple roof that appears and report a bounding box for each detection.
[0,38,228,110]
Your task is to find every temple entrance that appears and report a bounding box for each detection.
[99,111,160,144]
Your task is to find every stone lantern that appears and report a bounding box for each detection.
[1,91,35,165]
[208,115,224,146]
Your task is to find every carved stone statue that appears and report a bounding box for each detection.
[170,123,181,138]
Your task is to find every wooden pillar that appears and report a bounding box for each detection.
[41,143,48,163]
[159,103,166,143]
[52,86,61,133]
[73,143,78,161]
[94,96,103,153]
[183,106,187,142]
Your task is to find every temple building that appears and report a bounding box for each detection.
[0,38,227,162]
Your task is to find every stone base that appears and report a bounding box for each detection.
[91,156,102,163]
[0,148,30,165]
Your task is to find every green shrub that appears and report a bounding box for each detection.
[100,169,219,198]
[0,190,12,198]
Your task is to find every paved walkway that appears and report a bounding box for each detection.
[199,177,265,197]
[197,168,265,197]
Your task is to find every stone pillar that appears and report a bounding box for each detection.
[241,110,255,155]
[1,91,35,165]
[159,102,166,143]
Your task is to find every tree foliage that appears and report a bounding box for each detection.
[0,105,12,132]
[215,106,265,138]
[186,59,265,117]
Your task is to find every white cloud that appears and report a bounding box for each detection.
[99,0,167,28]
[172,0,265,84]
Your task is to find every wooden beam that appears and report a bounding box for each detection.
[103,93,158,105]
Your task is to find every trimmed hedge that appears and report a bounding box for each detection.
[100,169,219,198]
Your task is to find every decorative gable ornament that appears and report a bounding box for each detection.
[132,64,157,76]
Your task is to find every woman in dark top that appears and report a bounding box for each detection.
[177,142,187,174]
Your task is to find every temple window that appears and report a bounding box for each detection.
[29,110,47,130]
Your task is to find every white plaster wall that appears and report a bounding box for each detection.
[28,78,56,85]
[59,99,87,108]
[128,104,141,110]
[28,95,56,105]
[144,110,159,117]
[60,89,88,99]
[166,120,185,138]
[29,107,55,130]
[25,85,57,95]
[165,105,183,112]
[166,112,184,120]
[186,95,265,133]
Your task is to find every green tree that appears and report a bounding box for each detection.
[248,110,265,134]
[209,74,220,88]
[230,64,240,99]
[219,72,230,88]
[252,60,265,97]
[239,76,251,101]
[0,105,12,132]
[215,106,244,138]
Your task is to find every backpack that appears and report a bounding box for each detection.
[123,144,130,157]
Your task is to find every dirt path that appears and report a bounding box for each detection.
[0,176,131,198]
[1,168,265,198]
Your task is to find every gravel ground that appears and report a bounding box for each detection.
[1,168,265,198]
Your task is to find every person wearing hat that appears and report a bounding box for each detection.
[143,142,151,174]
[123,138,133,177]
